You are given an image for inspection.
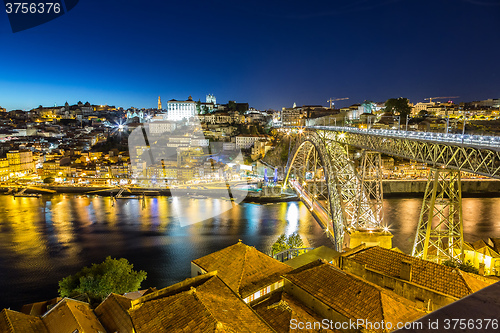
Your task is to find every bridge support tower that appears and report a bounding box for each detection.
[348,150,392,249]
[412,168,464,263]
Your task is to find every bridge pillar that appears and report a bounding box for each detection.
[347,230,393,249]
[357,151,384,225]
[412,168,464,263]
[343,151,392,250]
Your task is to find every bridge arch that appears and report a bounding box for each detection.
[284,131,381,250]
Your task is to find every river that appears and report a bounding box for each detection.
[0,195,499,310]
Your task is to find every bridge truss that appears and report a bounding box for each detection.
[286,126,499,262]
[315,128,500,179]
[284,131,383,251]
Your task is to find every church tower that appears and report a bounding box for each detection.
[158,96,162,110]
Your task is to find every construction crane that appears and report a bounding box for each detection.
[424,96,459,103]
[327,97,349,109]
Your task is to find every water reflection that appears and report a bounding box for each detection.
[0,195,499,310]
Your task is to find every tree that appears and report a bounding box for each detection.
[384,98,412,123]
[43,177,55,184]
[196,100,201,114]
[271,232,304,255]
[418,110,429,118]
[58,257,147,305]
[442,259,479,274]
[271,234,288,255]
[287,232,304,248]
[228,100,237,111]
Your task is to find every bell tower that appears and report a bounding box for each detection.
[158,96,162,110]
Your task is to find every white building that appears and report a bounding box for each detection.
[206,94,216,104]
[412,102,435,115]
[190,138,210,147]
[223,142,236,151]
[167,96,197,121]
[235,134,269,149]
[148,121,177,135]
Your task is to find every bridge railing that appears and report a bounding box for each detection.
[309,125,500,150]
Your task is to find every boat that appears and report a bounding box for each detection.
[13,193,41,198]
[115,195,144,199]
[190,194,207,199]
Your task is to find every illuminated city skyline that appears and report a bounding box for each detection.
[1,0,499,111]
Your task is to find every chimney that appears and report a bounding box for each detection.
[400,260,412,281]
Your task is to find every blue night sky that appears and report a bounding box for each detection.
[1,0,499,111]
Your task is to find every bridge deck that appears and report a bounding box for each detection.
[302,126,500,179]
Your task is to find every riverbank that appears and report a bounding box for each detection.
[1,179,499,198]
[383,179,500,197]
[0,185,299,202]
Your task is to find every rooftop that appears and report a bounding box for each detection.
[42,298,106,333]
[345,246,495,299]
[129,272,274,332]
[283,260,424,331]
[192,241,293,298]
[0,309,48,333]
[253,291,337,333]
[395,281,500,333]
[283,245,340,269]
[94,293,133,333]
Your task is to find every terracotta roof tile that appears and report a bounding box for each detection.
[0,309,48,333]
[253,291,336,333]
[346,246,494,298]
[284,260,424,332]
[95,293,133,333]
[192,241,293,298]
[42,298,106,333]
[129,273,275,332]
[20,297,61,316]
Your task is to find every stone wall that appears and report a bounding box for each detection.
[383,180,500,197]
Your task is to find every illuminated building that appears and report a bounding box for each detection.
[281,105,306,126]
[236,134,269,149]
[167,96,197,121]
[148,120,176,135]
[0,158,9,181]
[126,109,145,123]
[176,147,206,167]
[412,102,435,115]
[206,94,216,104]
[158,96,162,110]
[197,94,217,113]
[455,239,500,276]
[7,150,35,174]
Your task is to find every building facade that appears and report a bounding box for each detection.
[7,150,35,175]
[167,96,197,121]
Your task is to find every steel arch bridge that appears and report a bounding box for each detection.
[284,125,500,257]
[311,126,500,179]
[284,131,383,251]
